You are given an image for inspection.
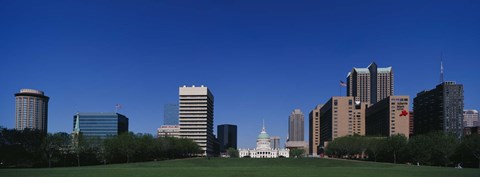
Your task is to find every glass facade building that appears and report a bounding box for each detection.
[73,112,129,139]
[164,104,179,125]
[217,124,237,153]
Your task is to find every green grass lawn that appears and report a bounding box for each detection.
[1,158,478,177]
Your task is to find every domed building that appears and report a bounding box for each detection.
[239,123,289,158]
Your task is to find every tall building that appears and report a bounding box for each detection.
[309,104,322,156]
[72,112,129,139]
[179,85,215,156]
[366,96,410,138]
[270,136,280,149]
[15,89,49,133]
[409,111,414,136]
[347,62,394,104]
[463,110,479,127]
[157,125,180,138]
[164,104,179,125]
[319,97,368,146]
[288,109,304,141]
[217,124,237,153]
[413,81,464,138]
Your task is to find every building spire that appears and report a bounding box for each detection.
[262,119,266,132]
[440,52,444,84]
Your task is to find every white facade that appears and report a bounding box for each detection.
[239,124,289,158]
[179,85,215,156]
[157,125,180,138]
[464,110,479,127]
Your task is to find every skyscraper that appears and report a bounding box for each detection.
[347,62,394,104]
[72,112,129,139]
[217,124,237,153]
[15,89,49,133]
[463,110,479,127]
[309,104,322,156]
[164,104,179,125]
[413,81,464,138]
[270,136,280,149]
[179,85,215,156]
[288,109,304,141]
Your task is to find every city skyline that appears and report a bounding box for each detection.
[1,1,480,148]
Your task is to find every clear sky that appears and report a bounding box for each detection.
[1,1,479,148]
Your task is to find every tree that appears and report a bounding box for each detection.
[226,148,239,158]
[366,137,385,162]
[43,132,71,167]
[430,132,458,166]
[407,134,432,165]
[386,134,407,164]
[290,149,305,158]
[461,134,480,168]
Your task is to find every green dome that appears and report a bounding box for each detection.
[257,132,270,139]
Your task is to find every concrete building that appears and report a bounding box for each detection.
[157,125,180,138]
[239,124,289,158]
[413,81,464,139]
[347,62,394,104]
[217,124,237,153]
[464,126,480,136]
[309,104,322,156]
[164,104,179,125]
[179,85,215,156]
[288,109,304,141]
[366,96,410,138]
[72,112,129,139]
[409,111,414,136]
[15,89,49,133]
[319,96,368,147]
[270,136,280,149]
[463,110,479,127]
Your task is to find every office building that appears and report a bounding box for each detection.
[157,125,180,138]
[319,97,368,146]
[366,96,410,137]
[15,89,49,133]
[270,136,280,149]
[164,104,179,125]
[179,85,215,156]
[347,62,394,104]
[309,104,322,156]
[413,81,464,138]
[72,112,129,139]
[239,124,289,158]
[409,111,414,136]
[217,124,237,153]
[463,110,479,127]
[288,109,304,141]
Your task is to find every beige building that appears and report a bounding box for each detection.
[309,104,322,156]
[319,96,368,147]
[347,62,394,104]
[157,125,180,138]
[366,96,410,138]
[15,89,49,133]
[179,85,215,156]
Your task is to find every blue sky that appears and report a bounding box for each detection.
[1,1,479,148]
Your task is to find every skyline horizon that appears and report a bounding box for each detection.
[1,1,479,148]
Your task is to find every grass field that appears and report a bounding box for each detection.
[1,158,479,177]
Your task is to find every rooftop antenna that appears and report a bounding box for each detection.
[440,51,444,84]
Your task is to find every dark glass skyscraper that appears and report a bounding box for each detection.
[73,112,129,139]
[217,124,237,153]
[413,81,464,138]
[288,109,304,141]
[164,104,179,125]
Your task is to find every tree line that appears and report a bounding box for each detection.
[324,132,480,168]
[0,127,201,168]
